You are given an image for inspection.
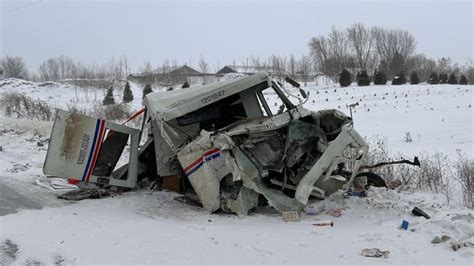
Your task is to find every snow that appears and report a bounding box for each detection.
[0,78,473,264]
[266,82,473,158]
[0,189,473,264]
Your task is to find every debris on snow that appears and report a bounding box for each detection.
[431,235,451,244]
[282,211,300,222]
[412,206,431,219]
[400,220,409,230]
[8,163,30,173]
[326,208,343,217]
[361,248,390,258]
[451,242,474,251]
[313,220,334,227]
[304,203,326,215]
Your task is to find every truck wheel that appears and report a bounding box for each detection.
[355,172,387,188]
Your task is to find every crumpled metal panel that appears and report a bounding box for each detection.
[177,131,232,212]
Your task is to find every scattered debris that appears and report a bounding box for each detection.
[36,178,79,191]
[451,242,474,251]
[0,127,14,135]
[400,220,409,230]
[313,220,334,227]
[361,248,390,258]
[8,163,30,173]
[58,188,111,201]
[282,211,300,222]
[1,239,18,260]
[431,235,451,244]
[387,179,402,190]
[304,203,326,215]
[347,190,367,197]
[326,208,343,217]
[412,206,430,219]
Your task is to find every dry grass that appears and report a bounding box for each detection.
[456,151,474,209]
[1,92,52,121]
[363,137,470,207]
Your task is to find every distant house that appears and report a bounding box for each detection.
[155,65,201,76]
[129,65,202,86]
[216,65,273,76]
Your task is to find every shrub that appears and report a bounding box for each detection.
[410,71,420,84]
[143,84,153,98]
[103,87,115,105]
[92,102,130,121]
[428,72,439,84]
[1,92,52,120]
[456,151,473,209]
[181,81,190,88]
[362,137,454,199]
[339,69,352,87]
[392,71,406,85]
[373,70,387,85]
[357,70,371,86]
[439,73,448,84]
[122,82,133,103]
[459,74,468,85]
[447,73,457,84]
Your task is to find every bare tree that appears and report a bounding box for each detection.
[269,54,287,80]
[437,57,453,74]
[287,54,297,78]
[327,26,350,70]
[198,56,209,83]
[298,54,311,86]
[309,36,340,78]
[38,55,79,81]
[347,23,375,70]
[213,60,221,74]
[465,60,474,85]
[372,27,416,76]
[198,56,209,74]
[405,54,437,82]
[140,61,153,74]
[1,56,29,79]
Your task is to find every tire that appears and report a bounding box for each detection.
[355,172,387,188]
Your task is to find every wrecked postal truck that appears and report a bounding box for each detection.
[44,73,380,216]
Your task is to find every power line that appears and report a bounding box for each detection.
[2,0,42,14]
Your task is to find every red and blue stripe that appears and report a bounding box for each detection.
[81,119,106,182]
[183,148,221,177]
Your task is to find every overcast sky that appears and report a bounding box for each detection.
[1,0,473,72]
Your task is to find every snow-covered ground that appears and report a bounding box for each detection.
[0,78,473,264]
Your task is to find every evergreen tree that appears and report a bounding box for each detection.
[122,82,133,103]
[392,71,406,85]
[410,71,420,84]
[428,72,439,84]
[339,69,352,87]
[439,73,448,84]
[459,74,468,85]
[181,81,190,88]
[447,73,457,84]
[143,84,153,98]
[357,70,371,86]
[103,87,115,105]
[373,70,387,85]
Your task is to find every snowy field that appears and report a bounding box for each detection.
[0,78,473,264]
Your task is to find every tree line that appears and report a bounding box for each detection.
[310,23,472,83]
[1,22,473,85]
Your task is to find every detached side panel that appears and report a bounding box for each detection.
[43,110,103,181]
[43,110,139,188]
